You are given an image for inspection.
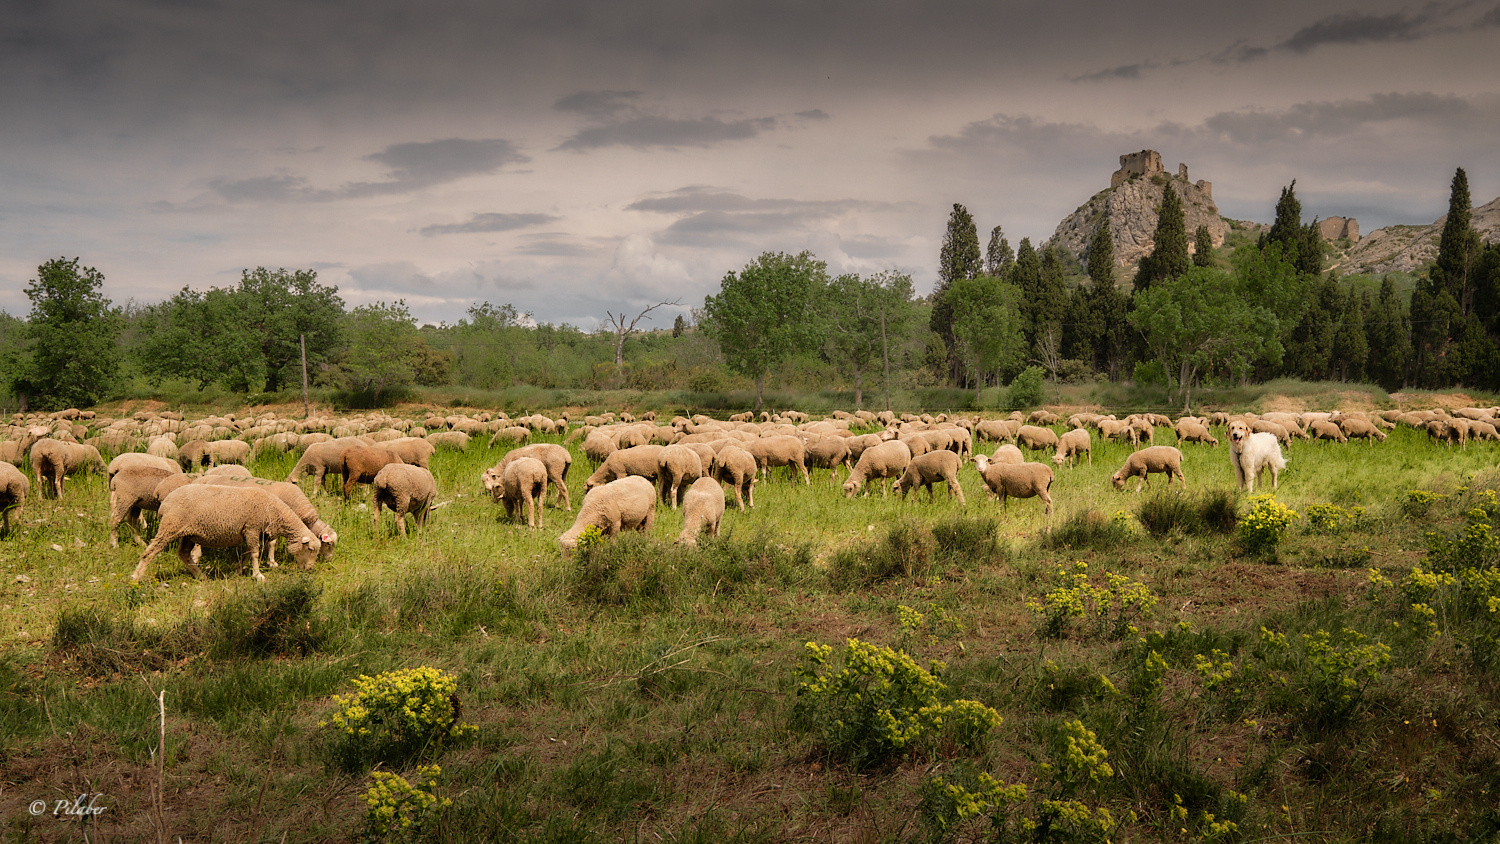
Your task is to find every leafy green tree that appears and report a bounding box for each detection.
[1132,184,1188,292]
[947,275,1026,404]
[237,267,345,392]
[820,271,914,409]
[1193,224,1215,268]
[8,258,120,409]
[335,301,448,404]
[1087,222,1115,288]
[1130,267,1276,409]
[134,287,265,390]
[1073,223,1131,379]
[985,226,1014,277]
[1031,245,1071,377]
[701,250,828,410]
[1364,277,1411,391]
[931,204,983,384]
[1331,288,1369,382]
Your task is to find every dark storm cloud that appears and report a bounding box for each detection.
[1199,92,1482,145]
[212,138,526,203]
[1279,9,1429,52]
[795,109,831,120]
[628,186,901,247]
[419,212,560,236]
[558,115,777,151]
[554,90,644,118]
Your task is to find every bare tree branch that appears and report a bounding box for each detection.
[605,299,681,378]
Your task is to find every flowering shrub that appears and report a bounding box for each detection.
[1304,503,1364,534]
[575,524,606,555]
[362,765,451,843]
[1026,563,1157,640]
[1402,489,1444,518]
[322,666,476,771]
[793,638,1002,769]
[1238,495,1299,555]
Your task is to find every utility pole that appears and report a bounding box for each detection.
[881,304,891,412]
[300,333,310,419]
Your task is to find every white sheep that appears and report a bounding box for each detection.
[557,475,657,556]
[372,463,437,537]
[131,485,322,582]
[676,476,726,546]
[484,456,548,529]
[1051,428,1091,467]
[1110,446,1185,492]
[0,461,28,536]
[842,440,913,498]
[971,454,1054,517]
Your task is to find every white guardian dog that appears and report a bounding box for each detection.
[1227,420,1286,493]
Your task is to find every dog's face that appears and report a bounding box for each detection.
[1228,421,1251,448]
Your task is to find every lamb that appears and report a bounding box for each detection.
[970,454,1054,517]
[199,475,338,561]
[0,461,28,536]
[656,445,704,509]
[1228,420,1286,493]
[748,435,810,484]
[372,463,437,537]
[131,485,322,582]
[557,475,657,556]
[709,445,758,510]
[893,450,966,505]
[1051,428,1092,468]
[483,456,548,528]
[585,444,665,490]
[29,439,105,499]
[494,444,573,511]
[842,440,913,498]
[341,446,404,500]
[676,476,726,546]
[1016,425,1060,452]
[1109,446,1186,492]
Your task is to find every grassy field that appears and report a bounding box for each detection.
[3,415,1500,843]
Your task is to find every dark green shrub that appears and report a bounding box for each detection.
[932,514,1000,563]
[569,533,684,607]
[1045,509,1132,551]
[208,575,326,659]
[829,520,936,588]
[1004,366,1046,411]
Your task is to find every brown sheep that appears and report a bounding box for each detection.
[585,444,665,490]
[843,440,913,498]
[483,456,548,528]
[971,454,1054,517]
[804,437,852,485]
[676,476,726,546]
[557,475,657,556]
[582,430,618,465]
[1308,419,1348,443]
[496,444,573,511]
[710,445,758,510]
[341,446,404,500]
[199,475,338,562]
[29,439,105,499]
[1016,425,1060,452]
[973,419,1020,443]
[131,485,322,583]
[1174,420,1219,447]
[372,463,437,537]
[0,461,28,536]
[286,438,364,494]
[656,445,705,509]
[1109,446,1185,492]
[894,450,966,504]
[749,435,810,484]
[1051,428,1091,468]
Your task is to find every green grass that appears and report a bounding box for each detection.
[2,408,1500,840]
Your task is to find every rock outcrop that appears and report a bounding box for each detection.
[1340,195,1500,275]
[1050,150,1231,273]
[1317,216,1360,243]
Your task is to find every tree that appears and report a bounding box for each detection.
[9,258,119,409]
[985,226,1014,276]
[1076,220,1130,379]
[335,301,444,405]
[1330,288,1369,382]
[134,287,265,390]
[1193,225,1215,268]
[603,299,680,380]
[947,276,1026,404]
[1364,277,1411,391]
[701,251,827,410]
[931,203,982,384]
[1132,183,1188,293]
[1432,167,1483,314]
[820,271,913,409]
[237,267,345,392]
[1260,181,1323,277]
[672,314,687,338]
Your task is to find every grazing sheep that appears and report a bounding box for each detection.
[487,426,531,449]
[199,475,338,562]
[496,444,573,511]
[971,454,1054,517]
[585,444,665,490]
[677,476,726,546]
[1308,419,1348,443]
[710,445,758,510]
[175,438,251,471]
[894,450,966,505]
[804,437,853,485]
[843,440,913,498]
[557,475,657,556]
[581,430,618,465]
[0,461,28,536]
[748,435,810,484]
[483,456,547,528]
[287,438,364,494]
[372,463,437,537]
[383,437,436,469]
[341,446,403,500]
[425,431,470,452]
[1250,419,1291,446]
[203,463,253,479]
[1334,415,1387,444]
[1016,425,1060,452]
[1174,420,1219,447]
[1110,446,1186,492]
[131,485,322,583]
[1228,420,1286,493]
[108,464,182,547]
[987,444,1026,465]
[0,426,49,465]
[656,445,704,509]
[1051,428,1092,468]
[29,439,105,499]
[973,419,1020,443]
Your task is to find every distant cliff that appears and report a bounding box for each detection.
[1338,195,1500,275]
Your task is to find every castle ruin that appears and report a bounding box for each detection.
[1110,149,1212,200]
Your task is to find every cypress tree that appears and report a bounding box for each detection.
[1133,183,1188,292]
[1331,287,1368,382]
[985,226,1014,277]
[1431,167,1481,313]
[1261,181,1322,277]
[1365,277,1410,391]
[931,203,982,383]
[1087,221,1115,287]
[1193,224,1215,268]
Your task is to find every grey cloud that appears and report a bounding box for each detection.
[627,186,892,216]
[1279,10,1427,53]
[1479,4,1500,26]
[558,115,777,151]
[419,212,560,236]
[213,138,526,203]
[796,109,831,120]
[514,235,595,257]
[554,90,643,118]
[1070,62,1154,82]
[1200,92,1480,145]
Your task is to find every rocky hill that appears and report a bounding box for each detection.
[1336,195,1500,275]
[1048,150,1231,271]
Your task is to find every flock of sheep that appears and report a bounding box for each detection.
[0,403,1496,583]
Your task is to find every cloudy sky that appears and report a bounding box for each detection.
[3,0,1498,328]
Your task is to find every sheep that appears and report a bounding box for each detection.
[1174,420,1219,447]
[175,438,251,471]
[341,446,404,500]
[372,463,437,537]
[585,444,665,490]
[425,431,470,451]
[843,440,913,498]
[1250,419,1291,447]
[383,437,436,469]
[495,444,573,511]
[676,476,726,546]
[1016,425,1060,452]
[804,437,853,485]
[483,456,548,528]
[29,439,105,499]
[131,485,322,583]
[0,461,28,536]
[656,445,704,509]
[974,419,1020,443]
[287,438,364,494]
[748,435,810,484]
[987,444,1026,465]
[0,426,49,465]
[487,426,531,449]
[203,463,253,480]
[1051,428,1092,468]
[557,475,657,556]
[108,463,183,547]
[710,445,758,510]
[1228,420,1286,493]
[893,450,966,505]
[1308,419,1348,443]
[1109,446,1186,492]
[199,475,338,562]
[971,454,1054,517]
[1332,415,1387,444]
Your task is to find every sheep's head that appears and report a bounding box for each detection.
[292,535,322,570]
[841,478,859,498]
[481,467,505,501]
[1110,471,1127,491]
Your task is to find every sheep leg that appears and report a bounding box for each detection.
[948,477,966,506]
[244,529,265,581]
[131,534,173,582]
[182,540,207,580]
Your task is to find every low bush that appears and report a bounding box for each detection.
[208,575,326,659]
[321,666,476,772]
